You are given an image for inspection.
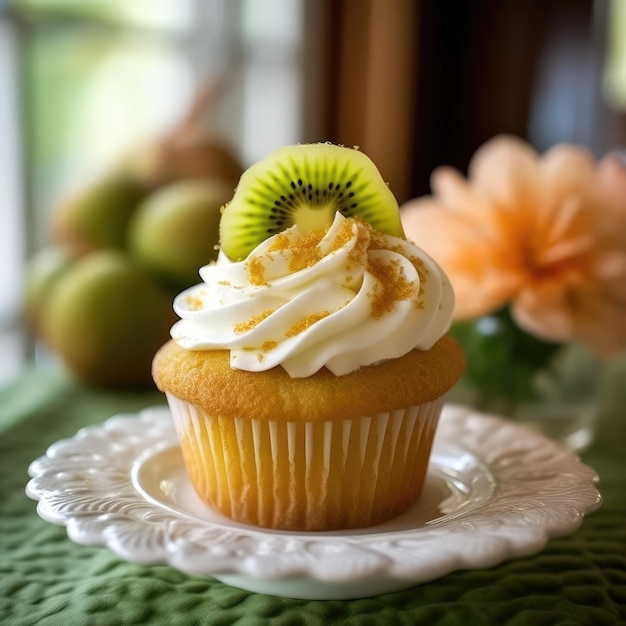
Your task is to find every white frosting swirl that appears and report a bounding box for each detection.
[171,213,455,377]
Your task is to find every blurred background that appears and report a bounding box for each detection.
[1,0,625,387]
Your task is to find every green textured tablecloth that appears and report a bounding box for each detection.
[1,364,625,626]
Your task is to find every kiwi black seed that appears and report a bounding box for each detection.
[219,143,405,261]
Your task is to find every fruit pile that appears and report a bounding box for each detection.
[24,88,243,389]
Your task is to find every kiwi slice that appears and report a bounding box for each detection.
[219,143,405,260]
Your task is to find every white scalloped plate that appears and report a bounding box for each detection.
[26,405,601,600]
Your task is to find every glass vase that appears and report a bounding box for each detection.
[447,308,607,452]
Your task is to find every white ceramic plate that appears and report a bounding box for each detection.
[26,405,602,600]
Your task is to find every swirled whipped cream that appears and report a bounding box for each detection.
[171,213,455,377]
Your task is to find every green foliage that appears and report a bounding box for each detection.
[450,308,562,411]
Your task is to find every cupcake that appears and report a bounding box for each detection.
[152,143,465,531]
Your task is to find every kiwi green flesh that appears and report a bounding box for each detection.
[219,144,404,261]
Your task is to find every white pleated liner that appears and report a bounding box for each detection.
[166,393,444,531]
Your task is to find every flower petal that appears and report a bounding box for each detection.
[595,155,626,248]
[597,153,626,194]
[513,284,626,357]
[430,166,483,212]
[468,134,540,208]
[401,202,522,318]
[538,144,596,215]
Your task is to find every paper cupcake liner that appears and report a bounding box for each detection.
[166,393,444,531]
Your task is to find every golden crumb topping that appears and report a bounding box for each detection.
[169,214,455,378]
[246,256,269,286]
[366,256,418,319]
[289,232,325,272]
[184,292,206,311]
[233,309,275,334]
[233,217,426,349]
[327,216,356,254]
[285,311,331,337]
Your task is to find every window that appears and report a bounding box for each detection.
[0,0,311,384]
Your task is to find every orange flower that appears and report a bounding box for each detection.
[401,135,626,357]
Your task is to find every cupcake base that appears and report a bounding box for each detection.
[166,393,443,531]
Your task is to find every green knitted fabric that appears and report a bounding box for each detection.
[1,364,625,626]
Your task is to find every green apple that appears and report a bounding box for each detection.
[42,250,176,388]
[128,179,232,287]
[24,246,74,334]
[51,174,149,256]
